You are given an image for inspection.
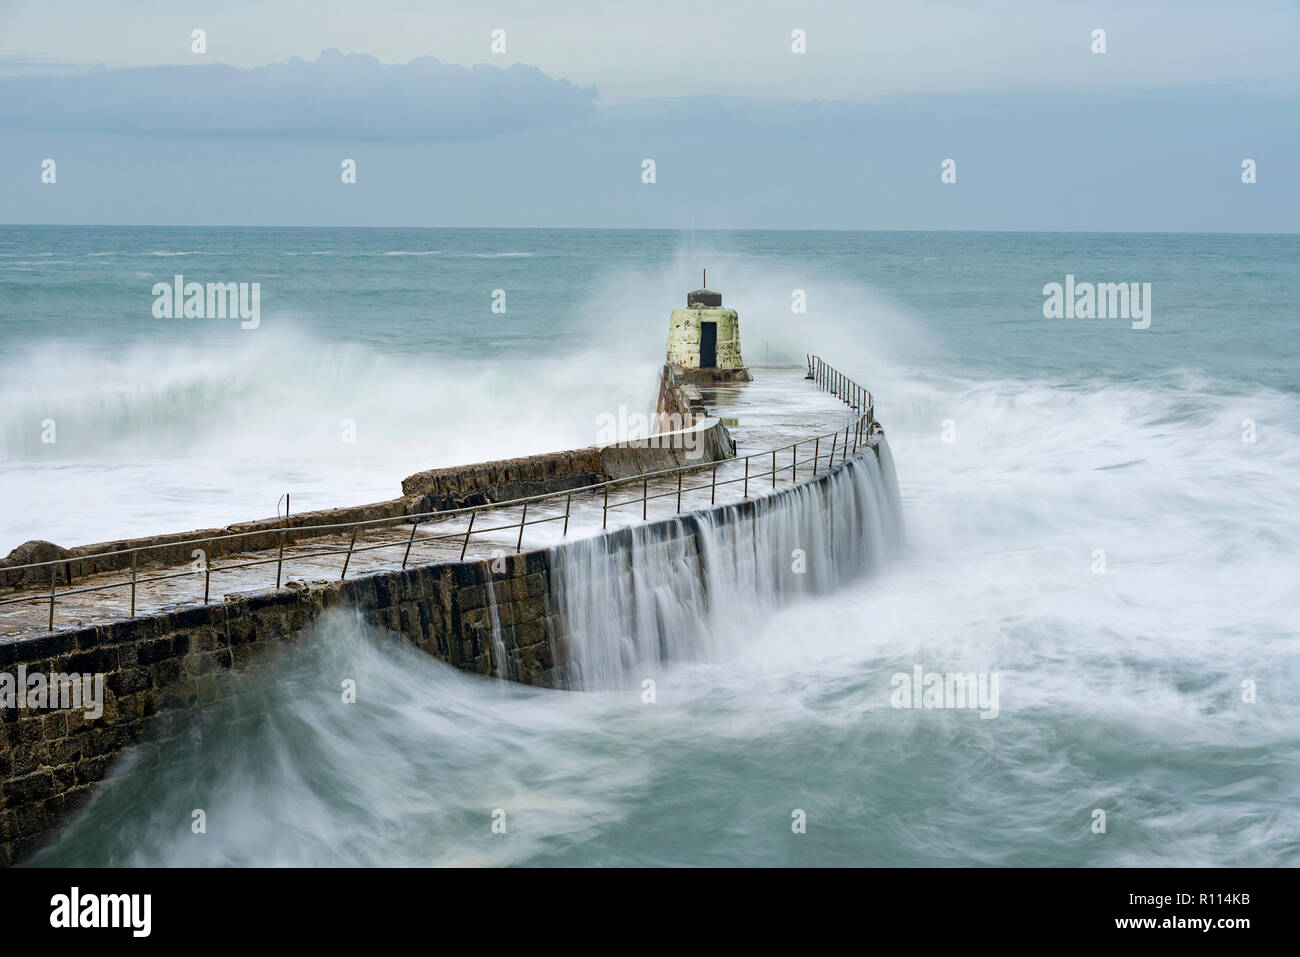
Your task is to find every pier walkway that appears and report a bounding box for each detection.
[1,361,876,639]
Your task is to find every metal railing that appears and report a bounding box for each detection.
[1,357,876,630]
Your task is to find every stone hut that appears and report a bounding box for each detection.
[664,277,752,383]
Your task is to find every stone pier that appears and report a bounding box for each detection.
[0,359,881,865]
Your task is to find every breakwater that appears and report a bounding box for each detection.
[0,359,892,864]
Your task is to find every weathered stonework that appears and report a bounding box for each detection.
[0,549,558,866]
[401,417,735,514]
[656,362,705,424]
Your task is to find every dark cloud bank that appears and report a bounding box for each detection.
[0,49,597,140]
[1,51,1293,230]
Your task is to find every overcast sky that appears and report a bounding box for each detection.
[1,0,1296,229]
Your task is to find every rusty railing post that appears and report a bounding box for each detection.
[204,538,213,604]
[460,510,476,560]
[402,518,420,569]
[603,484,609,529]
[563,493,572,536]
[792,444,797,482]
[275,490,291,589]
[829,431,837,467]
[276,528,286,589]
[643,474,648,521]
[130,550,137,617]
[843,424,851,463]
[771,450,776,488]
[341,524,360,580]
[743,456,749,498]
[711,463,717,505]
[676,469,683,512]
[516,502,528,552]
[813,437,820,475]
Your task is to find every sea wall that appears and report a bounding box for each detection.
[0,438,888,865]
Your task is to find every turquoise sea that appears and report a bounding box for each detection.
[3,226,1298,865]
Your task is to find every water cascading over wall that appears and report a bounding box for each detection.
[547,439,904,690]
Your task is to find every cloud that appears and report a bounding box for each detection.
[0,49,598,140]
[0,56,87,77]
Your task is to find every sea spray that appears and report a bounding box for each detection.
[549,441,903,690]
[28,608,605,868]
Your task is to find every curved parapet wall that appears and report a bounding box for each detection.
[400,416,735,513]
[598,416,735,479]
